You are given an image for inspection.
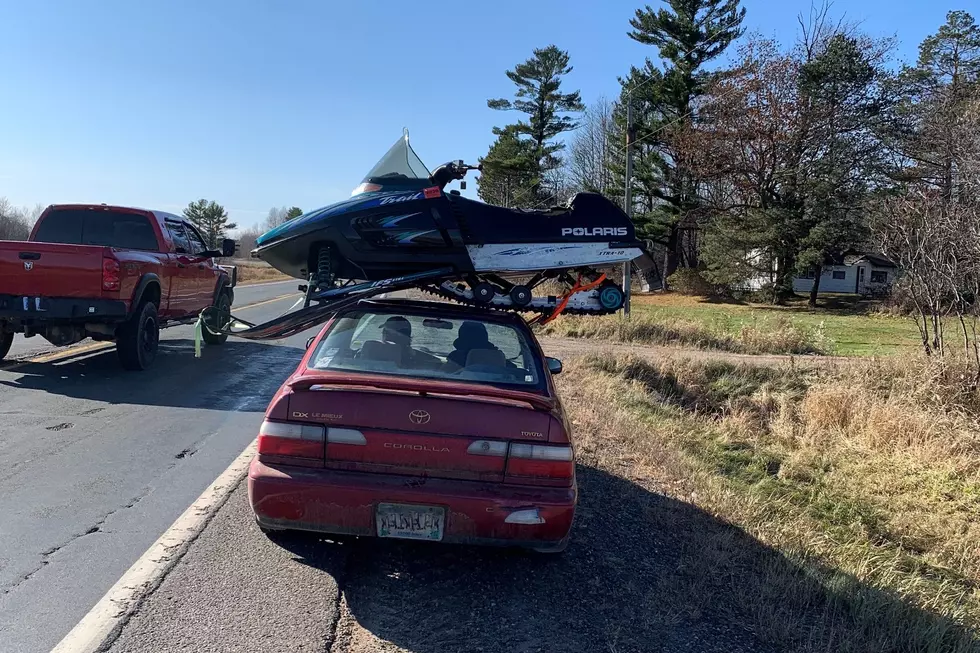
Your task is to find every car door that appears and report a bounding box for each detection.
[163,220,196,316]
[182,223,218,310]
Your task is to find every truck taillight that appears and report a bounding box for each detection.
[505,443,574,486]
[102,258,120,291]
[257,420,324,459]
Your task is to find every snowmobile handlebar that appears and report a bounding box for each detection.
[429,161,482,189]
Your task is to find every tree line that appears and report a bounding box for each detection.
[475,2,980,323]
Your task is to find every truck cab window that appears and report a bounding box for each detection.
[184,224,209,255]
[83,212,158,250]
[166,221,191,254]
[33,209,83,244]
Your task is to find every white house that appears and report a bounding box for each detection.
[793,253,897,296]
[744,251,898,296]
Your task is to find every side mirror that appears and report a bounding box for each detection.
[306,335,316,350]
[221,238,237,258]
[546,357,563,375]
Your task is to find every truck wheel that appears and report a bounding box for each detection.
[0,331,12,362]
[117,301,160,371]
[202,292,231,345]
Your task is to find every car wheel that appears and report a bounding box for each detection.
[202,291,232,345]
[0,330,12,362]
[117,301,160,371]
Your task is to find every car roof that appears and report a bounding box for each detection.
[352,298,529,326]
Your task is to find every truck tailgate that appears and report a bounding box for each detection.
[0,241,107,298]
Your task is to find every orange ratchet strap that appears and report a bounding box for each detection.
[531,273,607,326]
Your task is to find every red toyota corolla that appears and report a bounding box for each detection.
[248,298,577,553]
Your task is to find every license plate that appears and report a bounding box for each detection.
[376,503,445,541]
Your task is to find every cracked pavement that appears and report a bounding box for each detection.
[0,282,306,653]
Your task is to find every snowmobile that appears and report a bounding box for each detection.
[203,131,643,341]
[254,130,643,313]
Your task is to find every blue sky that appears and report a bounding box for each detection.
[0,0,958,231]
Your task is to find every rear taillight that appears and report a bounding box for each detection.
[505,443,574,485]
[102,258,120,291]
[257,420,325,459]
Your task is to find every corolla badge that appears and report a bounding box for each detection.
[23,261,33,270]
[409,410,430,425]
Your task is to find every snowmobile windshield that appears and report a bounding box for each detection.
[360,130,431,185]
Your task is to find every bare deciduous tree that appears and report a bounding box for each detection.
[0,197,37,241]
[568,97,616,196]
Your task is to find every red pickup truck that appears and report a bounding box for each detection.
[0,204,237,370]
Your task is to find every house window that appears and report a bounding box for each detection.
[801,268,816,279]
[870,270,888,284]
[832,270,846,280]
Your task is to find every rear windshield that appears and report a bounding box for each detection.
[34,209,159,251]
[309,310,544,390]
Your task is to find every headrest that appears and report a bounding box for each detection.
[465,348,506,368]
[358,340,402,364]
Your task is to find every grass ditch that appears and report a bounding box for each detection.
[556,353,980,652]
[539,312,830,355]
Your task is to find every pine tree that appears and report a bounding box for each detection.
[183,199,236,248]
[486,45,584,205]
[477,130,539,207]
[891,11,980,201]
[285,206,303,221]
[795,34,887,305]
[620,0,745,282]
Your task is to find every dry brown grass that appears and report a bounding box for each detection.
[232,261,291,285]
[539,312,827,355]
[557,353,980,652]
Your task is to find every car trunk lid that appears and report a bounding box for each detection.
[287,373,555,482]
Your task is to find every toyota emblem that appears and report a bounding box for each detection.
[23,261,33,271]
[409,410,430,425]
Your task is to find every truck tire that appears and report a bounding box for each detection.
[0,331,12,362]
[202,291,231,345]
[117,301,160,371]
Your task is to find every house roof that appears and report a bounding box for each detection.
[854,253,897,268]
[837,251,897,268]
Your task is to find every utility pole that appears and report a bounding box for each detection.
[622,96,634,316]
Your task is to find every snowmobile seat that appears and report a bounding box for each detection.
[448,192,633,245]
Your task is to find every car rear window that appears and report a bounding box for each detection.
[309,310,544,390]
[34,209,158,251]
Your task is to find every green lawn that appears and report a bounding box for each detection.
[630,294,923,356]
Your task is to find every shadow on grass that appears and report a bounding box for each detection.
[272,465,977,653]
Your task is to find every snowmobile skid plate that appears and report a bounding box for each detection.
[200,267,626,342]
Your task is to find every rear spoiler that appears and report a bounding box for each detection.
[288,373,556,411]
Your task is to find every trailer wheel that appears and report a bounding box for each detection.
[117,301,160,371]
[0,330,12,362]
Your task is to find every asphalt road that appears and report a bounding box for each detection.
[0,280,308,653]
[3,279,301,361]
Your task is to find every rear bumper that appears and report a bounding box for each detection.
[247,458,577,549]
[0,294,127,326]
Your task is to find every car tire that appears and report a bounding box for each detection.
[0,330,12,362]
[117,301,160,371]
[202,291,232,345]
